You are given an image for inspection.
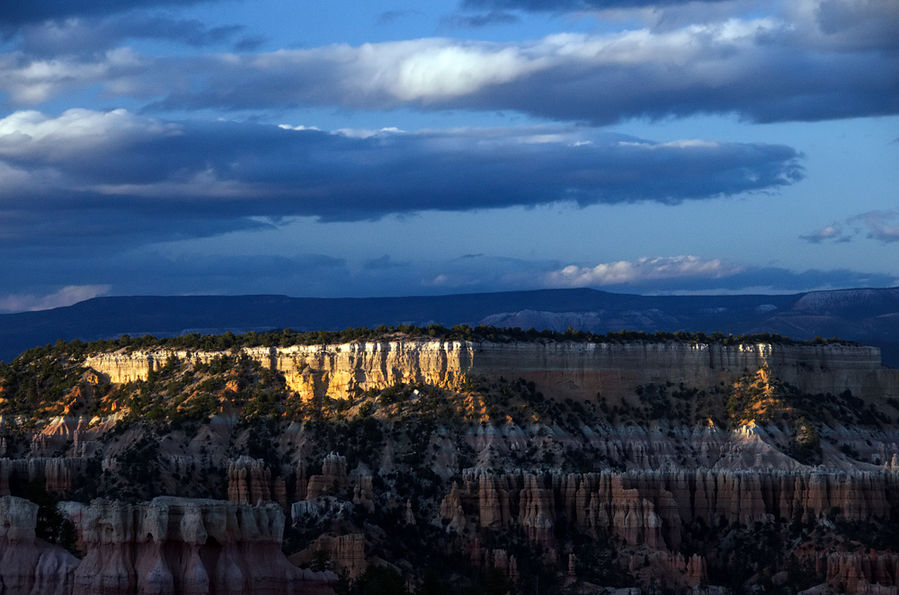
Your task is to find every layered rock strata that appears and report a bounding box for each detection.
[85,340,899,403]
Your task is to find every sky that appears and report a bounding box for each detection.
[0,0,897,311]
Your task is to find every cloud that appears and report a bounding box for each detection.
[5,250,892,302]
[853,211,899,243]
[441,11,521,28]
[0,0,222,26]
[799,224,852,244]
[801,210,899,244]
[460,0,733,11]
[0,109,803,250]
[2,2,895,125]
[364,255,407,270]
[461,0,722,8]
[376,10,422,25]
[0,284,110,313]
[106,5,890,125]
[542,256,897,293]
[15,14,251,56]
[545,256,742,287]
[0,47,146,105]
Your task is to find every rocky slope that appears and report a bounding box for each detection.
[1,332,898,594]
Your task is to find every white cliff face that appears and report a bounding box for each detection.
[84,340,898,404]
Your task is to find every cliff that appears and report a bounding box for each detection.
[84,340,899,404]
[3,335,899,593]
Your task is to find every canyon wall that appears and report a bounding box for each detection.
[85,340,899,403]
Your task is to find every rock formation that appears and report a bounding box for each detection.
[305,452,348,500]
[68,496,332,594]
[227,456,272,506]
[440,469,899,551]
[0,495,79,595]
[302,533,366,578]
[0,457,88,497]
[84,340,899,403]
[5,335,899,593]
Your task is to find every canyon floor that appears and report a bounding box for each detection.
[1,329,898,594]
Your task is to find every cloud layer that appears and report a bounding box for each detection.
[541,256,896,293]
[5,2,895,124]
[544,256,741,287]
[1,0,220,26]
[0,109,802,249]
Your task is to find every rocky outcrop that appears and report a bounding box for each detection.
[518,474,556,548]
[305,452,348,500]
[227,456,272,506]
[85,340,474,398]
[0,495,79,595]
[0,457,88,496]
[441,469,899,553]
[306,533,366,578]
[85,340,899,403]
[826,552,899,594]
[70,496,332,594]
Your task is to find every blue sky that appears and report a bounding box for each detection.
[0,0,896,311]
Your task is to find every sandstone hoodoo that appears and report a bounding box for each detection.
[1,327,898,593]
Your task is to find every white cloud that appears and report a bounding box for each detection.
[0,284,110,313]
[0,108,179,159]
[390,43,536,100]
[544,256,743,287]
[0,48,143,106]
[2,3,894,125]
[799,223,849,243]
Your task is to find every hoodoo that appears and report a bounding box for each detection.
[1,330,898,593]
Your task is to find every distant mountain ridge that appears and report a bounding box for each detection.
[1,287,897,365]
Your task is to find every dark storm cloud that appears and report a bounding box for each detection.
[0,0,220,25]
[0,109,803,250]
[15,14,251,57]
